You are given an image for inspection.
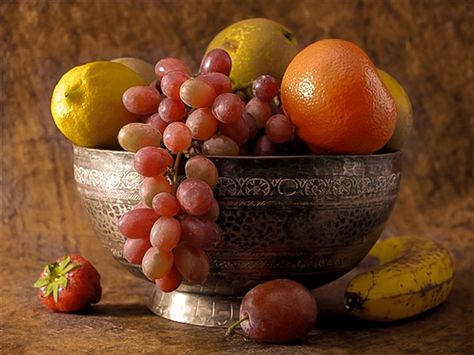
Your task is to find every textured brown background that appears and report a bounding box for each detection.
[1,0,473,354]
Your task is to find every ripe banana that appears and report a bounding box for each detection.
[344,235,455,322]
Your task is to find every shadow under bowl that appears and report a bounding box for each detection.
[73,146,401,326]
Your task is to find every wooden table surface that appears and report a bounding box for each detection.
[1,1,473,354]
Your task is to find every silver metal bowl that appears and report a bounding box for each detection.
[73,146,401,326]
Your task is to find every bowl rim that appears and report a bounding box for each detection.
[73,145,402,160]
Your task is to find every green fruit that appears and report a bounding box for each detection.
[378,69,413,151]
[111,57,157,84]
[206,18,299,90]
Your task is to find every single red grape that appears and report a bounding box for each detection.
[161,71,190,99]
[245,97,272,129]
[152,192,180,217]
[212,93,245,124]
[186,107,219,141]
[199,198,220,221]
[252,75,279,102]
[198,72,232,96]
[118,208,158,239]
[149,216,181,251]
[180,215,220,250]
[123,237,151,264]
[122,86,161,115]
[200,48,232,76]
[253,135,279,156]
[158,98,186,123]
[242,112,258,141]
[184,155,219,188]
[218,115,250,146]
[139,175,172,207]
[163,122,193,153]
[179,78,216,108]
[174,242,209,284]
[202,134,240,156]
[146,113,169,134]
[118,123,162,152]
[265,114,293,144]
[176,178,213,216]
[155,265,182,293]
[134,146,172,177]
[155,57,191,78]
[141,247,174,281]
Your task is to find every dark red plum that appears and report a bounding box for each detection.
[226,279,317,343]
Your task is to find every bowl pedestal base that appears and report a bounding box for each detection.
[147,287,241,327]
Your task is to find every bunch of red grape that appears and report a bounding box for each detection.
[115,48,304,293]
[117,50,239,292]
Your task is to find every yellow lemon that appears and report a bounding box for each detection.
[51,61,145,148]
[206,18,299,90]
[378,69,414,151]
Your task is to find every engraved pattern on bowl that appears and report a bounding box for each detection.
[73,146,401,296]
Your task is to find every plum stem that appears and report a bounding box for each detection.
[225,314,249,339]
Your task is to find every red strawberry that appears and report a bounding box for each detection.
[33,254,102,313]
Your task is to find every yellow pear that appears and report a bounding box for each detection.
[111,57,157,84]
[206,18,299,90]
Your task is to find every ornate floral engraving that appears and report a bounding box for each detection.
[74,165,142,190]
[216,173,400,201]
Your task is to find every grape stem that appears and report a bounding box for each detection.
[172,152,183,194]
[225,314,249,339]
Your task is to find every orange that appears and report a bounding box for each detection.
[280,39,397,154]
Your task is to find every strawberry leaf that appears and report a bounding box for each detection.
[61,262,79,275]
[45,283,55,297]
[33,255,81,303]
[33,278,50,288]
[58,276,68,289]
[52,283,59,303]
[58,256,70,270]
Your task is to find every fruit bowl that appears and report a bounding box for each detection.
[73,145,401,326]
